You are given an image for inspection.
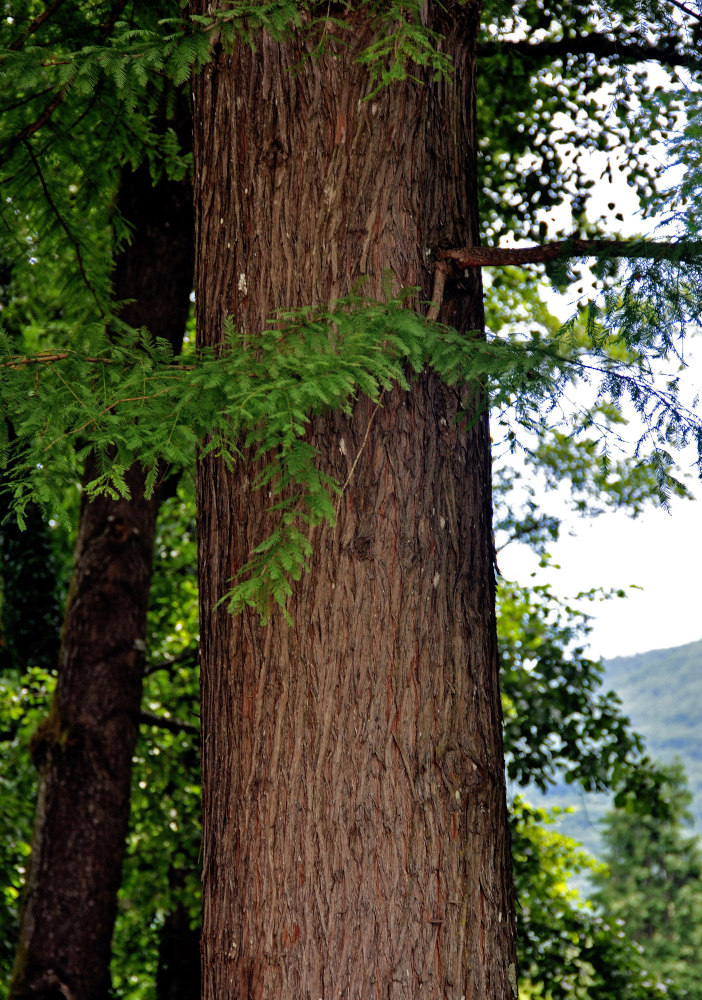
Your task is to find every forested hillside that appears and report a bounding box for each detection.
[605,639,702,824]
[529,637,702,854]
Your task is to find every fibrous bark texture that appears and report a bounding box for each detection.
[10,159,193,1000]
[193,4,518,998]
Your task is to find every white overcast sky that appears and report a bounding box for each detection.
[499,484,702,660]
[494,79,702,662]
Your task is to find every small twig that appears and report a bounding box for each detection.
[426,261,449,322]
[23,139,105,316]
[145,646,200,677]
[44,385,178,451]
[46,361,90,408]
[9,0,70,50]
[335,393,384,516]
[139,709,199,736]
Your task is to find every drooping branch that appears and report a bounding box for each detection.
[9,0,69,51]
[478,33,699,71]
[3,0,129,156]
[22,138,105,316]
[438,238,702,271]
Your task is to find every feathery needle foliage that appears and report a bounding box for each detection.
[3,280,702,618]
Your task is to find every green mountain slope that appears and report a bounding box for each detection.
[520,637,702,857]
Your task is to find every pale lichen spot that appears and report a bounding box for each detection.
[508,962,518,996]
[433,573,440,588]
[439,516,446,529]
[339,438,347,456]
[238,273,248,295]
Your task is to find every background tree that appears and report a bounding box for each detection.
[591,763,702,1000]
[511,797,653,1000]
[1,6,195,988]
[8,160,193,1000]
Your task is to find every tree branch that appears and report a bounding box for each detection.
[438,238,702,271]
[139,709,199,736]
[9,0,70,51]
[666,0,702,23]
[3,0,130,156]
[22,139,105,316]
[478,33,699,71]
[144,646,200,677]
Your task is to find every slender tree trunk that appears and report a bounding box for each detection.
[193,5,518,998]
[0,490,62,677]
[9,157,193,1000]
[156,868,202,1000]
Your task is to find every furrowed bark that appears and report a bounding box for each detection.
[9,153,193,1000]
[192,4,518,998]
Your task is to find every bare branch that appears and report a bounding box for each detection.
[9,0,70,51]
[139,709,199,736]
[478,33,699,71]
[22,139,105,316]
[426,262,449,322]
[666,0,702,23]
[145,647,200,677]
[439,238,702,271]
[9,89,70,151]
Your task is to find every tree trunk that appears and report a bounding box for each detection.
[0,489,62,677]
[192,4,518,998]
[9,158,193,1000]
[156,869,202,1000]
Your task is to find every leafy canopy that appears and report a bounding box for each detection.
[3,0,702,615]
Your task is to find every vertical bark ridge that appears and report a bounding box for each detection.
[194,5,517,997]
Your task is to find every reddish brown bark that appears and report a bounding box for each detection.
[193,5,518,998]
[10,157,193,1000]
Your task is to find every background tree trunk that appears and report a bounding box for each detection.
[193,4,518,997]
[156,868,202,1000]
[10,157,193,1000]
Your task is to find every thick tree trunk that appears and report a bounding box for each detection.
[9,159,193,1000]
[193,5,518,999]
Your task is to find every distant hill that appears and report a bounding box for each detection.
[518,637,702,859]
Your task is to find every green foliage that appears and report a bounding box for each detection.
[478,0,691,244]
[498,580,667,806]
[2,1,702,995]
[0,667,55,982]
[512,797,652,1000]
[591,763,702,1000]
[4,277,701,618]
[0,289,571,618]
